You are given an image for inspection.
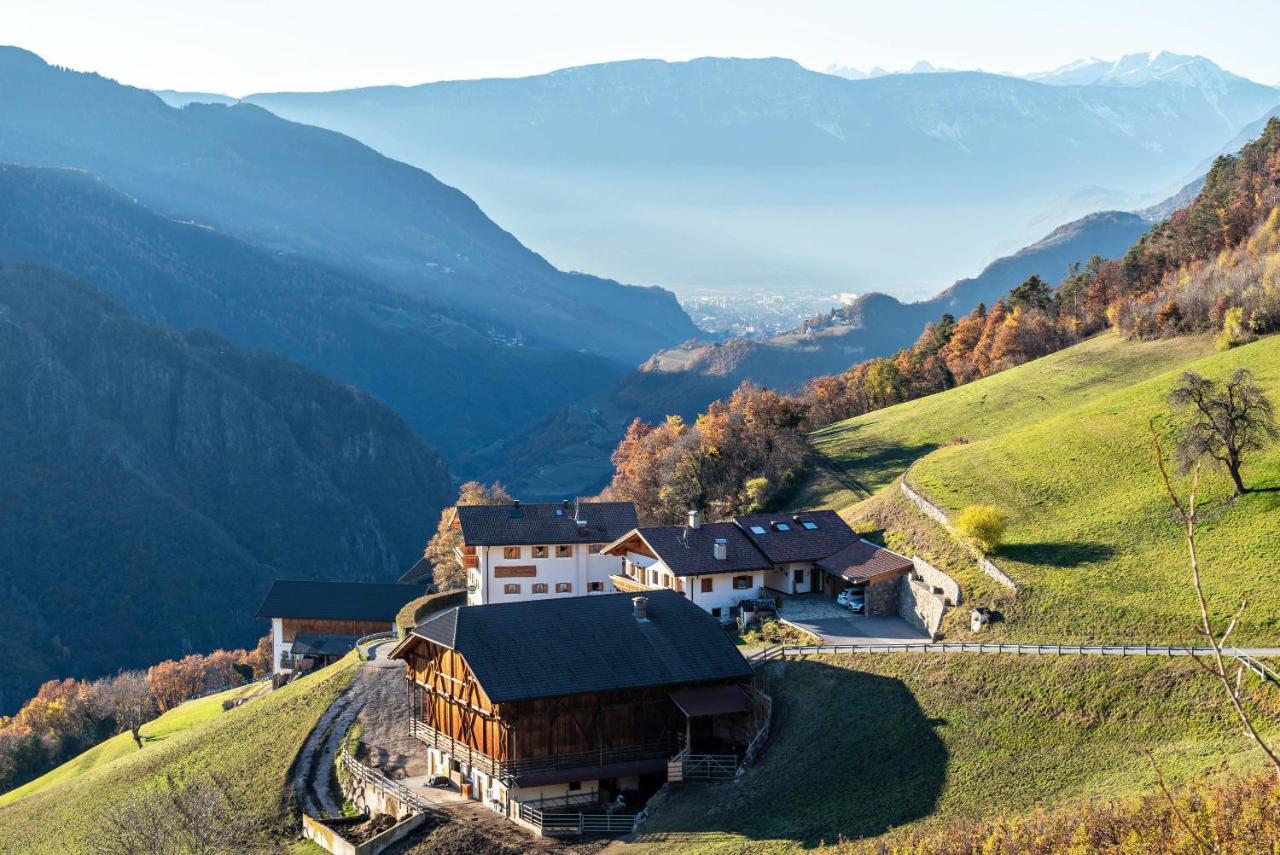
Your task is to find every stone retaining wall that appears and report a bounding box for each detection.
[912,557,962,606]
[899,575,947,639]
[899,477,1018,590]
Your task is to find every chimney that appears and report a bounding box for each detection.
[713,538,728,561]
[632,596,649,623]
[512,500,521,509]
[792,515,802,524]
[562,499,570,512]
[688,508,702,530]
[576,520,589,538]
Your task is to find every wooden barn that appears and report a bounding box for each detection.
[389,590,768,830]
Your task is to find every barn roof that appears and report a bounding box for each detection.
[254,580,420,622]
[399,590,752,703]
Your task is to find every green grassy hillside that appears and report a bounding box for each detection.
[806,332,1280,644]
[0,681,264,807]
[806,333,1215,506]
[626,654,1279,854]
[910,334,1280,644]
[0,659,355,853]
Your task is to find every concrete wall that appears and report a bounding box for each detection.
[899,575,948,639]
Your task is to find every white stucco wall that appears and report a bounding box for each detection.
[271,617,286,674]
[469,542,625,605]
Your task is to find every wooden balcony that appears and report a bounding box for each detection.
[410,719,676,785]
[609,574,655,594]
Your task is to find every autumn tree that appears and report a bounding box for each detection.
[424,481,512,589]
[1169,369,1277,496]
[146,656,206,713]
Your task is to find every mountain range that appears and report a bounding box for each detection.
[0,46,697,461]
[241,53,1279,295]
[0,265,453,712]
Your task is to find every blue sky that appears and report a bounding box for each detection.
[8,0,1279,94]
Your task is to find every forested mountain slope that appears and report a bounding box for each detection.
[0,163,620,456]
[0,47,695,365]
[0,266,452,712]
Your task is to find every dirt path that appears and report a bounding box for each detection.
[357,641,428,778]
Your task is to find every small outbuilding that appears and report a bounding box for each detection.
[256,580,421,680]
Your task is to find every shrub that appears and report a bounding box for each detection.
[955,504,1008,554]
[1216,306,1256,350]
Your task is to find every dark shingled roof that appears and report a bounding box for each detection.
[816,539,914,583]
[255,580,421,622]
[456,501,638,547]
[403,590,752,703]
[398,556,432,585]
[632,522,772,576]
[733,510,860,564]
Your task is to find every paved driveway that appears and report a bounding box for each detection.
[779,593,931,646]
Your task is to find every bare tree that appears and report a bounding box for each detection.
[94,773,283,855]
[1152,423,1280,776]
[93,671,155,750]
[1168,368,1277,496]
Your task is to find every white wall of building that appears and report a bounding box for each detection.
[469,542,625,605]
[271,617,286,674]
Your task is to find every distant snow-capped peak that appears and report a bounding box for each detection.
[1026,51,1262,89]
[824,60,953,80]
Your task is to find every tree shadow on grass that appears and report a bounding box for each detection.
[636,660,946,848]
[997,542,1116,568]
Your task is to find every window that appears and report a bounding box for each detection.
[568,781,581,792]
[556,582,573,593]
[557,544,574,558]
[701,578,713,593]
[503,546,521,560]
[711,607,722,618]
[588,581,603,592]
[732,575,753,590]
[775,522,791,531]
[674,578,684,592]
[588,544,603,554]
[532,583,548,594]
[503,583,521,595]
[802,521,819,530]
[749,525,767,535]
[794,568,805,584]
[532,545,548,558]
[650,568,659,586]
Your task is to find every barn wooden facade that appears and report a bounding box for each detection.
[390,590,766,815]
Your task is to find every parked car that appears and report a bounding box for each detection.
[838,588,866,613]
[426,776,452,789]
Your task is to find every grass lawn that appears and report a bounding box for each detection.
[0,681,265,807]
[807,333,1215,505]
[0,657,356,853]
[625,654,1279,854]
[909,334,1280,644]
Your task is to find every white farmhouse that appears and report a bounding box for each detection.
[602,509,913,621]
[456,500,639,605]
